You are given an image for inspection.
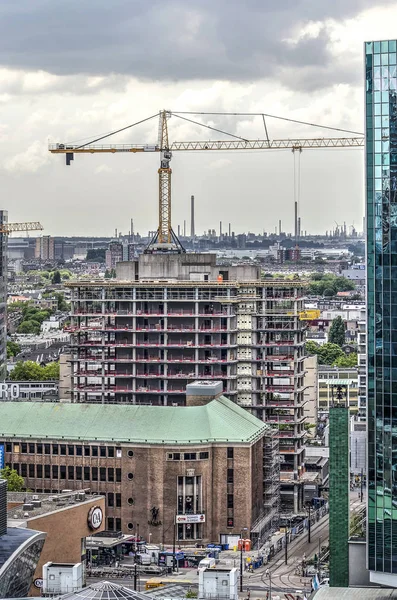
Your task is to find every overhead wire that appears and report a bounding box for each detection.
[172,111,364,136]
[73,113,160,149]
[171,113,250,142]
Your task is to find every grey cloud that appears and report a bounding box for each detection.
[0,0,393,91]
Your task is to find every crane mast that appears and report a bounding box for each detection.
[147,111,184,252]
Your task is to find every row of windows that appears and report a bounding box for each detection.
[167,452,209,461]
[6,442,122,458]
[13,463,122,482]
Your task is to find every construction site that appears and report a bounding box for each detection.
[51,110,362,523]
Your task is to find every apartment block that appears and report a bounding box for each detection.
[35,235,55,261]
[66,253,307,512]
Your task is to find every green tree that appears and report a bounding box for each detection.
[333,352,358,368]
[104,269,111,279]
[54,292,69,311]
[305,341,321,356]
[0,466,25,491]
[42,362,60,380]
[17,320,41,334]
[10,361,45,381]
[318,343,345,365]
[86,248,106,262]
[328,316,346,347]
[52,270,61,284]
[7,341,21,358]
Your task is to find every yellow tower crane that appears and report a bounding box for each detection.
[49,110,364,252]
[0,222,44,235]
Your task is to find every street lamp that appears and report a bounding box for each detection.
[306,502,311,544]
[284,517,291,565]
[239,527,248,593]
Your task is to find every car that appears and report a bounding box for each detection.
[320,578,329,586]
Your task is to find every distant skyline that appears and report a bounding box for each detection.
[1,1,396,235]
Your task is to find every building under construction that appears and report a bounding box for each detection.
[66,252,306,512]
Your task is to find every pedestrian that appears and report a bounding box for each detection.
[265,568,269,578]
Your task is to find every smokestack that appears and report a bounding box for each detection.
[190,195,195,238]
[279,219,282,236]
[130,218,134,244]
[183,220,186,237]
[298,217,301,239]
[219,221,222,237]
[294,201,298,242]
[115,228,118,239]
[228,223,231,237]
[178,224,180,237]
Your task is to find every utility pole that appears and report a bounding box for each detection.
[360,467,364,502]
[173,511,176,572]
[308,503,311,544]
[239,528,247,593]
[134,563,137,591]
[318,536,322,576]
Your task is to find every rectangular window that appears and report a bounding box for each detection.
[60,444,66,456]
[92,446,98,457]
[37,444,43,455]
[92,467,98,481]
[108,468,114,482]
[108,493,114,507]
[108,446,115,458]
[84,446,90,457]
[36,464,43,478]
[21,443,27,454]
[227,494,234,508]
[68,466,74,480]
[116,448,122,458]
[84,467,90,481]
[52,444,58,455]
[76,445,82,456]
[21,463,27,477]
[107,517,114,530]
[115,518,121,531]
[13,463,20,474]
[100,467,106,482]
[227,468,234,484]
[29,464,35,478]
[68,445,75,456]
[52,465,58,479]
[184,453,196,461]
[5,442,12,453]
[199,452,209,460]
[60,465,66,480]
[173,453,180,460]
[44,444,51,455]
[116,468,121,482]
[116,493,121,508]
[100,447,106,457]
[44,464,50,479]
[76,466,82,481]
[227,447,234,459]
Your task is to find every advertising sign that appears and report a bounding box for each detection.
[0,444,4,470]
[175,514,205,524]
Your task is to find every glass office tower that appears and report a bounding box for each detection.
[366,39,397,586]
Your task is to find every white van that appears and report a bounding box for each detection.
[197,557,216,573]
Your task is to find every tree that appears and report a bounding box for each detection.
[42,361,60,380]
[54,292,69,311]
[0,466,25,491]
[52,270,61,284]
[328,316,346,347]
[333,352,358,368]
[104,269,111,279]
[17,320,41,334]
[305,341,321,356]
[7,341,21,358]
[305,341,345,365]
[10,361,46,381]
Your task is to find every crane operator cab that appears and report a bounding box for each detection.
[160,150,172,169]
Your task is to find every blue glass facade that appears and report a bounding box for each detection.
[366,39,397,576]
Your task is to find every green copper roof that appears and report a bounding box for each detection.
[0,397,268,445]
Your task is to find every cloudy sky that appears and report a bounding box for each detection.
[1,0,396,237]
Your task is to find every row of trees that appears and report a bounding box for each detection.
[7,341,21,358]
[308,273,356,297]
[306,341,358,367]
[10,361,60,381]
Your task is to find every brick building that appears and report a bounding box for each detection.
[0,384,276,547]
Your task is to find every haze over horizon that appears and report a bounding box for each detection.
[1,1,396,237]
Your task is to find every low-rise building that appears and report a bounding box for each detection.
[318,366,359,415]
[0,382,278,548]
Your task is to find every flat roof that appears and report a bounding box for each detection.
[314,589,397,598]
[0,397,268,445]
[7,490,103,523]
